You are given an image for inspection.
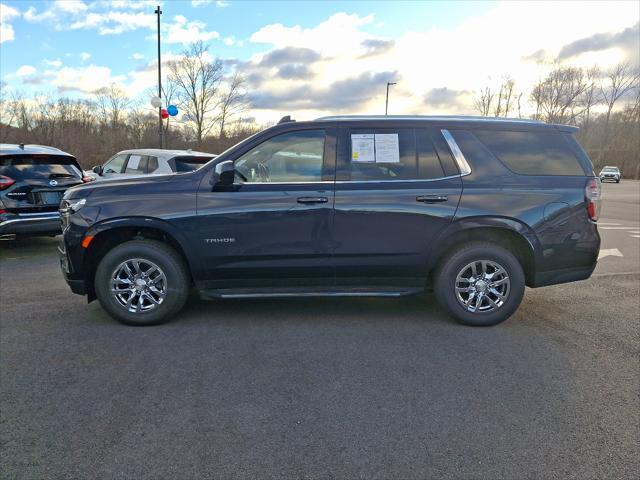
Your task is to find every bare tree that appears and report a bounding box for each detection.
[529,66,590,124]
[217,72,248,138]
[600,62,640,147]
[579,66,602,140]
[169,41,224,147]
[474,85,494,116]
[493,77,516,117]
[96,83,130,128]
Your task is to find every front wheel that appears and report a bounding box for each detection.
[434,242,525,326]
[94,240,189,326]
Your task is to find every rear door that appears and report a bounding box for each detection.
[194,128,337,290]
[0,154,83,211]
[332,126,462,287]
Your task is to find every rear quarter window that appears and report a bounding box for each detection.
[472,129,585,176]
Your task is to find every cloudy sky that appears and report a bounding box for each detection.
[0,0,638,123]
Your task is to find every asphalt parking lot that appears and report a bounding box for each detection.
[1,181,638,479]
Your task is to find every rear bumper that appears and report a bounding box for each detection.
[531,263,597,287]
[0,211,61,236]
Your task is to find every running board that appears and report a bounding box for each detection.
[199,286,424,300]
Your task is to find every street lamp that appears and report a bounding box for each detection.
[385,81,397,115]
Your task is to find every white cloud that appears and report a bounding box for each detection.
[130,52,145,60]
[0,2,20,43]
[242,2,640,121]
[43,58,63,68]
[216,1,231,7]
[80,52,91,62]
[56,0,88,14]
[223,36,235,46]
[191,0,230,6]
[49,65,127,93]
[15,65,36,76]
[160,15,219,44]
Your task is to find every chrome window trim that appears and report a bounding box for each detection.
[235,180,333,186]
[440,129,472,176]
[335,174,463,184]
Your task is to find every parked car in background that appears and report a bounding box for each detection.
[60,115,601,327]
[1,144,88,238]
[599,166,621,183]
[91,149,216,181]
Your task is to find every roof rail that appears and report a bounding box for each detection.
[278,115,295,124]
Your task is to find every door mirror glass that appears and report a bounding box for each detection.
[213,160,235,186]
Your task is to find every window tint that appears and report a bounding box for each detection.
[173,156,213,172]
[124,154,148,175]
[103,154,127,174]
[348,129,417,181]
[147,156,159,173]
[416,129,445,179]
[0,155,82,180]
[430,130,461,176]
[473,130,585,176]
[235,130,325,183]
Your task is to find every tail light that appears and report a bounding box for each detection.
[0,175,15,190]
[585,177,601,221]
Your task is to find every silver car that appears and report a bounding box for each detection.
[599,166,621,183]
[91,149,216,181]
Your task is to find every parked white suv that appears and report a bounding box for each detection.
[91,149,216,181]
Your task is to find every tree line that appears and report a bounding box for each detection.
[1,42,638,177]
[0,42,256,169]
[474,62,639,178]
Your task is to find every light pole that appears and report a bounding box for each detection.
[154,5,164,149]
[385,81,396,115]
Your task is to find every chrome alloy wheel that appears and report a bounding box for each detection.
[110,259,167,313]
[454,260,510,313]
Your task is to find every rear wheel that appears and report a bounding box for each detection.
[434,242,525,326]
[94,240,189,326]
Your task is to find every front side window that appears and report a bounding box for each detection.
[235,130,325,183]
[103,154,127,174]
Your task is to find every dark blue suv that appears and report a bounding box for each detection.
[59,116,601,326]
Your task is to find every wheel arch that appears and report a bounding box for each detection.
[82,218,194,301]
[427,218,539,286]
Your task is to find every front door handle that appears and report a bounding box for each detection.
[297,196,329,204]
[416,195,448,203]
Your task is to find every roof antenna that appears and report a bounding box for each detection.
[278,115,294,124]
[19,143,25,150]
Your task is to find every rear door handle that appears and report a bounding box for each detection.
[416,195,448,203]
[297,196,329,204]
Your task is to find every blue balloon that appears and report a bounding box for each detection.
[167,105,179,117]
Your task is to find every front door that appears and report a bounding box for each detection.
[332,126,463,287]
[195,128,336,291]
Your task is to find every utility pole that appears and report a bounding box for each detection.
[155,5,164,149]
[385,81,397,115]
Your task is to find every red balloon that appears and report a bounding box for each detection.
[161,108,169,119]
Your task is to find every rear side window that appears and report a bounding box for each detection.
[124,154,148,175]
[0,155,82,180]
[472,130,585,176]
[348,128,417,181]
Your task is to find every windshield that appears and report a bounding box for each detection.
[602,167,618,172]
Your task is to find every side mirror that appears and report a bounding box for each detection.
[213,160,235,187]
[92,165,103,175]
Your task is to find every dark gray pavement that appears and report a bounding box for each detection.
[1,181,638,479]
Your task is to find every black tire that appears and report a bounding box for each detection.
[434,242,525,327]
[616,179,620,183]
[94,240,189,326]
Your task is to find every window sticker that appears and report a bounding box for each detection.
[374,134,400,163]
[127,155,142,170]
[351,134,375,162]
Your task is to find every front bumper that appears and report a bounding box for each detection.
[0,211,61,236]
[600,175,619,181]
